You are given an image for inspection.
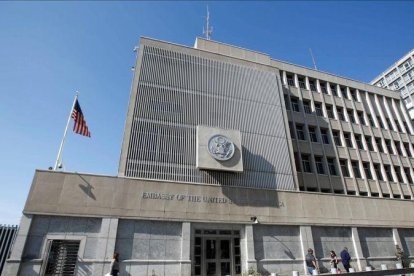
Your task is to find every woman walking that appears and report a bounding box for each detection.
[110,252,120,276]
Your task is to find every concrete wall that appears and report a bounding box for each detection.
[115,220,184,276]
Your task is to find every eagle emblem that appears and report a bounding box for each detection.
[208,135,235,161]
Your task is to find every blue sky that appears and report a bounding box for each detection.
[1,1,413,225]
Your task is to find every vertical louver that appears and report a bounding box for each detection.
[44,240,80,276]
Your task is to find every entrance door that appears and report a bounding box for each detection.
[205,238,232,276]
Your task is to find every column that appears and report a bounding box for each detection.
[1,214,32,276]
[351,227,364,271]
[98,217,119,275]
[300,226,314,274]
[241,224,256,273]
[181,222,191,276]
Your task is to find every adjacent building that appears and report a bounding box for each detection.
[4,37,414,276]
[371,49,414,121]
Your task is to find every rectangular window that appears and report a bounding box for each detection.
[309,79,317,91]
[333,131,342,146]
[374,164,383,181]
[296,124,306,140]
[384,165,393,182]
[404,168,413,184]
[298,77,306,89]
[302,154,312,173]
[327,158,337,175]
[350,89,358,101]
[347,109,355,123]
[355,134,364,150]
[403,122,410,134]
[337,107,345,121]
[284,95,290,110]
[365,136,374,151]
[395,141,403,155]
[351,161,361,178]
[309,126,318,142]
[315,102,323,116]
[344,133,353,148]
[377,116,385,128]
[321,129,329,144]
[330,84,338,96]
[44,240,80,276]
[363,162,372,179]
[320,82,328,94]
[367,114,375,127]
[340,159,350,177]
[375,138,384,153]
[404,142,412,157]
[326,105,334,119]
[395,120,402,132]
[315,156,325,174]
[294,152,301,172]
[291,98,300,112]
[357,112,365,125]
[385,139,393,154]
[386,118,393,131]
[287,75,294,86]
[395,166,404,183]
[303,100,312,114]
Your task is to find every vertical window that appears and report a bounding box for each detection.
[344,133,353,148]
[287,74,294,86]
[374,164,383,181]
[326,105,334,119]
[339,86,346,98]
[296,124,305,140]
[284,95,290,110]
[385,139,393,154]
[350,89,358,101]
[404,142,412,157]
[367,114,375,127]
[355,134,364,150]
[315,102,323,116]
[320,82,328,94]
[302,154,312,173]
[395,141,403,155]
[404,168,413,184]
[377,116,385,128]
[309,79,317,91]
[363,162,372,179]
[298,76,306,89]
[395,120,402,132]
[309,126,318,142]
[347,109,355,123]
[394,166,404,183]
[403,122,411,134]
[365,136,374,151]
[340,159,350,177]
[375,138,384,153]
[333,131,342,146]
[327,158,337,175]
[351,161,361,178]
[337,107,345,121]
[330,84,338,96]
[357,112,365,125]
[386,118,394,131]
[384,165,393,182]
[291,98,300,112]
[294,152,301,172]
[321,129,329,144]
[303,100,312,114]
[315,156,325,174]
[288,122,295,139]
[44,240,80,276]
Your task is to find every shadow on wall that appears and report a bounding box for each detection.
[218,147,280,208]
[76,173,97,200]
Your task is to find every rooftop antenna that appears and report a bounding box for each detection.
[309,48,318,70]
[203,6,213,40]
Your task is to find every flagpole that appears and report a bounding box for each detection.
[53,93,78,170]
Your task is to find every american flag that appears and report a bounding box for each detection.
[71,99,91,137]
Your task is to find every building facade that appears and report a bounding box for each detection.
[371,49,414,121]
[4,38,414,276]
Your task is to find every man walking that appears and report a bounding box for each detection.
[340,247,351,272]
[306,248,318,275]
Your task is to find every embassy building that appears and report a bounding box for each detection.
[4,37,414,276]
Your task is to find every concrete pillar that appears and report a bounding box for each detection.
[1,214,32,276]
[181,222,191,276]
[300,226,314,274]
[282,71,288,86]
[97,217,119,276]
[351,227,365,271]
[242,224,256,273]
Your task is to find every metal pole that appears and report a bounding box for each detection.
[53,93,78,170]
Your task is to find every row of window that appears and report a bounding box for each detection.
[283,73,360,102]
[290,123,414,157]
[296,153,414,184]
[286,96,412,134]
